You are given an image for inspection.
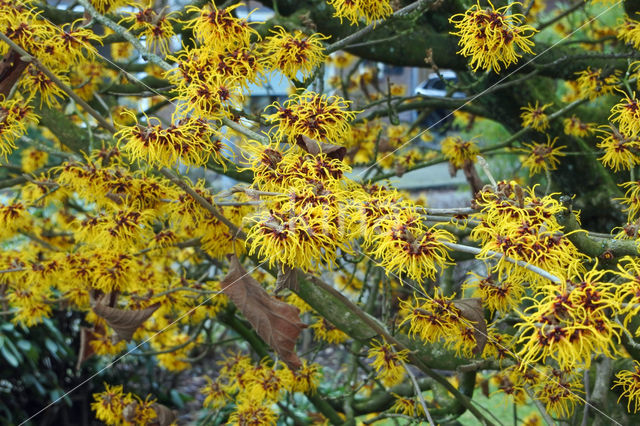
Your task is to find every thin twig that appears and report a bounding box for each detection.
[525,386,555,426]
[77,0,172,72]
[442,242,562,284]
[0,31,117,134]
[399,358,435,425]
[326,0,435,54]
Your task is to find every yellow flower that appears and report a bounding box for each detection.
[330,51,356,68]
[91,383,126,425]
[310,316,349,344]
[519,135,566,176]
[291,361,322,393]
[183,2,259,51]
[520,101,552,131]
[575,67,621,100]
[116,112,227,168]
[463,270,523,314]
[228,400,277,426]
[613,360,640,413]
[617,15,640,50]
[266,91,356,144]
[610,92,640,136]
[471,183,585,286]
[596,125,640,172]
[491,367,527,404]
[441,136,479,168]
[563,115,596,137]
[522,412,542,426]
[261,27,328,80]
[19,65,69,108]
[327,0,393,26]
[516,267,621,370]
[0,97,38,160]
[449,1,536,72]
[390,393,426,417]
[90,0,131,14]
[201,376,229,409]
[121,7,176,55]
[367,215,455,281]
[532,368,583,418]
[246,202,347,271]
[367,339,409,387]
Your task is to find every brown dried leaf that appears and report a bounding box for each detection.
[453,297,487,356]
[298,135,346,160]
[275,265,298,294]
[480,378,490,398]
[222,255,305,370]
[93,300,160,343]
[76,326,99,371]
[462,160,483,195]
[124,401,175,426]
[151,403,176,426]
[0,50,27,98]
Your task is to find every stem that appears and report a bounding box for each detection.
[0,31,116,134]
[307,275,496,426]
[325,0,435,54]
[400,359,435,425]
[442,242,562,284]
[536,1,587,31]
[524,386,555,426]
[76,0,172,72]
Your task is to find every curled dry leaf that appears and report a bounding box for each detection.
[92,299,160,343]
[275,265,298,294]
[452,297,487,356]
[0,50,28,97]
[298,135,346,160]
[151,403,177,426]
[221,255,305,370]
[122,401,175,426]
[461,160,483,195]
[76,325,102,371]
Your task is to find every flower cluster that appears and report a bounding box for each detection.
[399,288,480,357]
[368,339,410,387]
[519,135,566,176]
[200,353,321,421]
[2,1,103,106]
[115,112,227,168]
[0,96,38,159]
[266,91,356,144]
[574,67,621,100]
[449,1,537,72]
[327,0,394,26]
[617,15,640,50]
[520,101,552,131]
[441,136,479,168]
[563,115,596,137]
[596,124,640,172]
[471,182,585,286]
[120,6,177,55]
[613,360,640,413]
[91,384,159,425]
[261,27,328,80]
[516,267,620,370]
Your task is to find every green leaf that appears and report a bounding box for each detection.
[16,340,31,352]
[0,345,19,367]
[44,338,59,360]
[170,389,185,409]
